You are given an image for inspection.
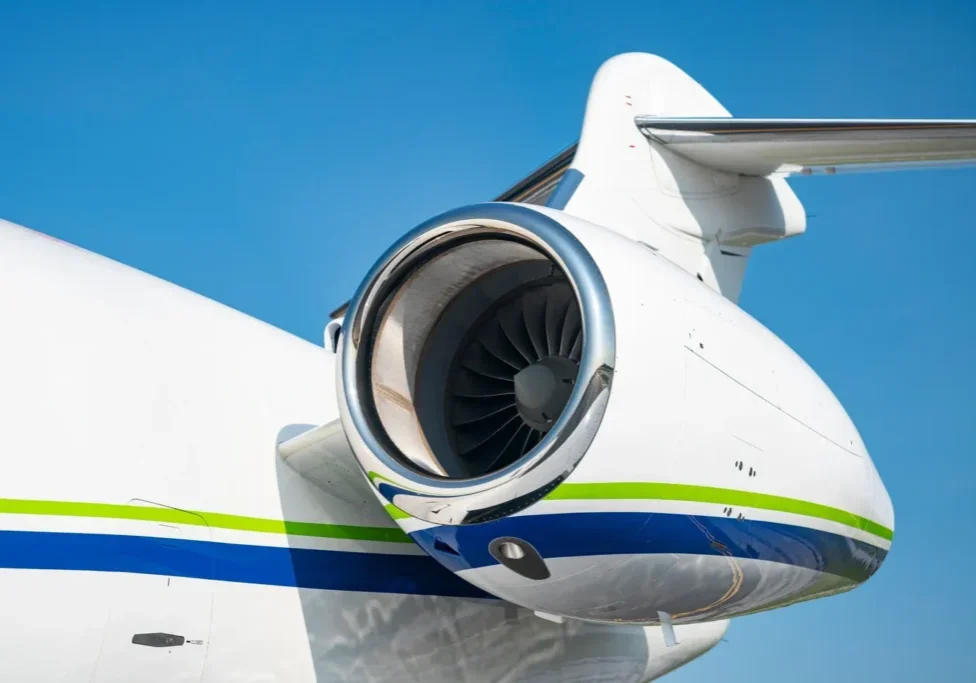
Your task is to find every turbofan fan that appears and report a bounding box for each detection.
[447,279,583,476]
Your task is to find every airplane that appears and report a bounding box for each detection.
[1,52,974,682]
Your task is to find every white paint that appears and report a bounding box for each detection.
[0,220,725,681]
[560,53,806,302]
[639,118,976,176]
[535,205,886,523]
[0,49,951,681]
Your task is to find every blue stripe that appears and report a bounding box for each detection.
[0,530,491,598]
[411,512,887,583]
[0,512,887,593]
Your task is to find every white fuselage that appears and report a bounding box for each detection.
[0,215,890,681]
[0,221,730,682]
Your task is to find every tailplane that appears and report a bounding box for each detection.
[498,53,976,302]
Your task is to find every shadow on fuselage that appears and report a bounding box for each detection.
[271,443,675,682]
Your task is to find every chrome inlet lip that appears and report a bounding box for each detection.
[338,202,615,525]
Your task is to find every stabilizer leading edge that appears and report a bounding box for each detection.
[636,117,976,176]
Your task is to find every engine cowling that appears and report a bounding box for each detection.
[338,202,616,526]
[336,201,890,625]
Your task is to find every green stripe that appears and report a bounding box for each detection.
[545,483,893,541]
[369,471,391,484]
[384,504,411,520]
[0,498,411,544]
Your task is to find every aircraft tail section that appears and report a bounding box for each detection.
[511,53,806,303]
[500,53,975,302]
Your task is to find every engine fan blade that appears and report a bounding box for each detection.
[520,288,549,361]
[479,321,530,371]
[461,342,520,381]
[452,367,516,398]
[452,395,518,427]
[559,300,582,358]
[497,301,537,364]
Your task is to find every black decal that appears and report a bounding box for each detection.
[132,633,185,648]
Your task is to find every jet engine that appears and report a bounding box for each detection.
[337,202,617,526]
[336,201,887,625]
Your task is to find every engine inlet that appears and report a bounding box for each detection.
[337,203,615,524]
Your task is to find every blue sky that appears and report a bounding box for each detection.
[1,1,974,680]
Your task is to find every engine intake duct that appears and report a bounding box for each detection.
[423,268,583,479]
[338,203,615,525]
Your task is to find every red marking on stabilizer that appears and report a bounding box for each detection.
[628,144,636,148]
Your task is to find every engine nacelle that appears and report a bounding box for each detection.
[337,202,892,625]
[339,202,616,525]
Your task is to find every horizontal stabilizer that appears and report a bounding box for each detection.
[635,118,976,176]
[330,54,976,318]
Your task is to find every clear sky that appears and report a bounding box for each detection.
[1,1,974,680]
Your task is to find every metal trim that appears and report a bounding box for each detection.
[328,144,580,320]
[545,168,585,210]
[494,144,578,203]
[337,203,615,525]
